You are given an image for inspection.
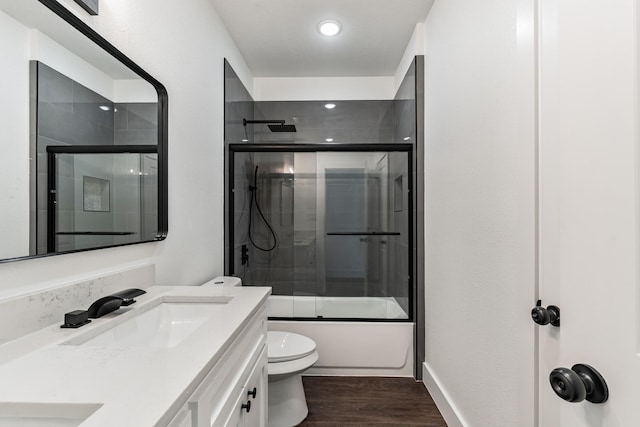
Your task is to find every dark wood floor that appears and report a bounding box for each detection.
[299,376,448,427]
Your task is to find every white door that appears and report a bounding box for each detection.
[538,0,639,424]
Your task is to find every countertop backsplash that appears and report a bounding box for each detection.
[0,264,155,344]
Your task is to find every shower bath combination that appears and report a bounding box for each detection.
[228,145,415,377]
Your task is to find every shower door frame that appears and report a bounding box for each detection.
[226,143,414,323]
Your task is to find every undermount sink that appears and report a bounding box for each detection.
[66,296,233,348]
[0,402,102,427]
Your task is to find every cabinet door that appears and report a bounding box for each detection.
[243,347,268,427]
[193,308,266,426]
[220,346,268,427]
[221,391,244,427]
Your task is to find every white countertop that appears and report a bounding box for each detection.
[0,284,271,426]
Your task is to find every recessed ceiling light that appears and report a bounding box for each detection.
[99,105,110,111]
[318,20,342,37]
[325,138,334,142]
[242,139,249,142]
[403,136,411,141]
[324,103,336,109]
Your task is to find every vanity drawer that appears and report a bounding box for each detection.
[189,306,267,426]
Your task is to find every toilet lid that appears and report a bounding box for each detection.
[267,331,317,363]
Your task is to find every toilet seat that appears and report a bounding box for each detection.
[267,331,316,363]
[268,350,319,378]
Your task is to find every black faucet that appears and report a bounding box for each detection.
[87,288,146,319]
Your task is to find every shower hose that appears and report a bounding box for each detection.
[248,165,278,251]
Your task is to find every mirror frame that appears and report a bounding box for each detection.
[0,0,168,263]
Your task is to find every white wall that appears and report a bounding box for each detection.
[0,0,252,297]
[88,0,253,286]
[420,0,537,425]
[394,23,424,94]
[31,30,115,100]
[113,79,157,103]
[0,10,30,260]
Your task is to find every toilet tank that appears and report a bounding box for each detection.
[202,276,242,287]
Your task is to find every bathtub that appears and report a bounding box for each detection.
[268,295,408,319]
[267,295,414,377]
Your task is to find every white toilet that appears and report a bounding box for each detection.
[267,330,319,427]
[205,277,319,427]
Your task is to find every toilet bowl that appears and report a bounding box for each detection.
[267,331,318,427]
[204,277,318,427]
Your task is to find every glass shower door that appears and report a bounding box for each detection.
[323,168,367,297]
[231,147,411,320]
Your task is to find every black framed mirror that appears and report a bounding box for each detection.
[0,0,168,262]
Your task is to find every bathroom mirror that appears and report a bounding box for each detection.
[0,0,168,262]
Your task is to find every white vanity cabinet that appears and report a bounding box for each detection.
[184,306,268,427]
[0,284,271,427]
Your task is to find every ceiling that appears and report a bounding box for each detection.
[210,0,433,78]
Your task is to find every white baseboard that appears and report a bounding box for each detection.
[422,362,468,427]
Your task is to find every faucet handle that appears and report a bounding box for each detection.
[87,289,147,319]
[109,288,146,306]
[87,296,123,319]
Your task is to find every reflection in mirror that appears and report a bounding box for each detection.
[0,0,167,261]
[46,147,158,253]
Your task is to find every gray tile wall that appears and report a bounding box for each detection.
[253,100,394,144]
[224,60,255,281]
[37,63,114,147]
[114,103,157,145]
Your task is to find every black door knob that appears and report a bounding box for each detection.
[241,400,252,413]
[531,300,560,326]
[549,364,608,404]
